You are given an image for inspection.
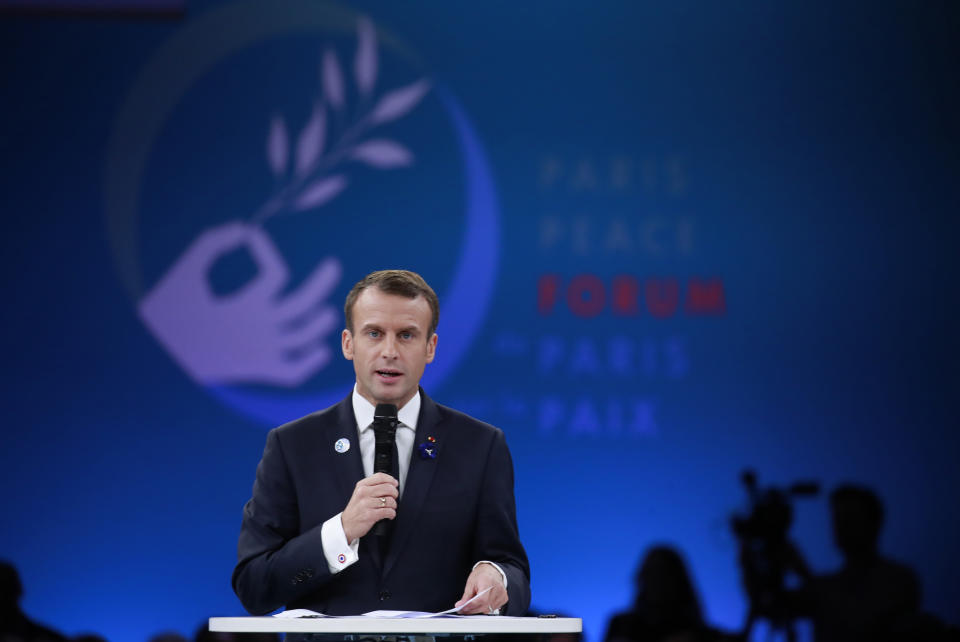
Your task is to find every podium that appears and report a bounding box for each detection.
[208,616,582,637]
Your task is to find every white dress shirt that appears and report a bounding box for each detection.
[319,387,416,573]
[319,386,506,598]
[353,386,420,497]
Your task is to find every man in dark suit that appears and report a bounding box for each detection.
[232,270,530,617]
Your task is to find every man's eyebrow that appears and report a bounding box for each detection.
[358,323,421,333]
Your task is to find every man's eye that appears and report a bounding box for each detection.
[367,330,380,338]
[400,332,412,340]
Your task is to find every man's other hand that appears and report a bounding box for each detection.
[455,563,508,615]
[341,473,399,542]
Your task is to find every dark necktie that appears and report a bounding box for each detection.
[391,431,401,486]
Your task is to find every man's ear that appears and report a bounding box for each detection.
[425,333,438,364]
[342,329,354,360]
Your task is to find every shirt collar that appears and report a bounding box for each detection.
[352,384,421,432]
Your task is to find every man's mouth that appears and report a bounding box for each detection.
[376,370,402,379]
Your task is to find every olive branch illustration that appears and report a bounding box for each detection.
[251,16,430,224]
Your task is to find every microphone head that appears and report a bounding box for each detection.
[374,403,398,421]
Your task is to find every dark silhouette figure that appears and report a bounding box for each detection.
[148,634,188,642]
[193,624,279,642]
[797,485,932,642]
[0,561,66,642]
[604,546,727,642]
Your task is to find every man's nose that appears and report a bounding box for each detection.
[381,336,399,358]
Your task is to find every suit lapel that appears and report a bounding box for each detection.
[383,390,445,577]
[330,395,366,512]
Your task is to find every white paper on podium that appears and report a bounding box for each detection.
[274,587,493,619]
[273,609,332,619]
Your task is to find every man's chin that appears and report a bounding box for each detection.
[369,382,412,406]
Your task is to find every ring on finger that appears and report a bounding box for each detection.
[379,497,386,508]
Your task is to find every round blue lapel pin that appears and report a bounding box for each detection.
[417,436,438,460]
[334,438,350,454]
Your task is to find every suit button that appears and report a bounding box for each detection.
[379,590,391,601]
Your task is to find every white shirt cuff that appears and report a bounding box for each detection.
[321,512,359,574]
[472,560,508,589]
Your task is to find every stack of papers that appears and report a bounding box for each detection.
[275,587,493,619]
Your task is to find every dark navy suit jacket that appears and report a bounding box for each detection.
[232,390,531,616]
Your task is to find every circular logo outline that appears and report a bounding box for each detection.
[104,0,499,427]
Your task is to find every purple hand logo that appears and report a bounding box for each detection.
[105,4,501,426]
[136,16,429,388]
[138,222,341,387]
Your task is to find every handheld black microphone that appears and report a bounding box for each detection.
[372,403,398,536]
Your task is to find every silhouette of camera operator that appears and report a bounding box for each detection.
[732,478,958,642]
[792,485,925,642]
